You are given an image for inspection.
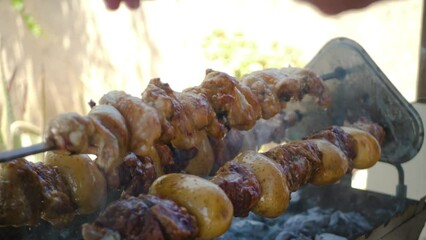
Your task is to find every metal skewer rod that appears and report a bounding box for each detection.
[320,67,347,81]
[0,143,56,163]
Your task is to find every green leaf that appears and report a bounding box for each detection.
[22,14,43,37]
[10,0,24,11]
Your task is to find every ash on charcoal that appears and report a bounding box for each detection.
[218,207,373,240]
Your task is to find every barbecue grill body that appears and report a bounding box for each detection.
[0,38,425,240]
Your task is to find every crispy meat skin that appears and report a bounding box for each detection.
[176,90,227,139]
[99,90,162,156]
[192,69,262,130]
[241,67,331,119]
[0,159,76,227]
[211,161,261,217]
[142,78,199,150]
[82,195,198,240]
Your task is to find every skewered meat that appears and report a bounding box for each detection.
[88,105,129,163]
[241,67,331,119]
[211,161,261,217]
[0,152,109,228]
[264,140,321,192]
[307,139,349,185]
[45,67,329,180]
[0,159,75,227]
[87,122,384,240]
[149,174,234,239]
[45,112,121,176]
[44,152,107,215]
[340,127,381,169]
[234,150,290,218]
[82,195,199,240]
[116,152,157,197]
[98,90,162,157]
[142,78,200,149]
[190,69,262,130]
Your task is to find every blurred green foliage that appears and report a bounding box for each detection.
[10,0,43,37]
[202,29,304,78]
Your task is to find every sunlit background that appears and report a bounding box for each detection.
[0,0,425,237]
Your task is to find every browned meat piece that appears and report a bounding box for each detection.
[154,144,178,174]
[0,159,43,226]
[141,78,175,143]
[346,117,385,144]
[46,112,121,175]
[88,105,129,159]
[211,161,261,217]
[192,69,262,130]
[142,78,201,150]
[82,196,164,240]
[141,195,199,240]
[117,153,157,197]
[32,163,76,227]
[99,90,162,156]
[306,126,356,166]
[82,195,198,240]
[241,67,331,119]
[264,141,321,192]
[176,90,227,139]
[239,72,281,119]
[0,159,76,227]
[46,112,95,154]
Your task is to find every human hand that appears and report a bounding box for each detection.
[300,0,380,15]
[104,0,140,10]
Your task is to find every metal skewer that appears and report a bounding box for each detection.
[0,143,56,163]
[320,67,347,81]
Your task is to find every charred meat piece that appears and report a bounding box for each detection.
[0,159,43,227]
[0,159,76,227]
[211,161,261,217]
[82,195,198,240]
[117,153,157,197]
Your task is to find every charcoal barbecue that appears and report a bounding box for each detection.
[0,38,424,240]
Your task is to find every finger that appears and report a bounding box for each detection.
[124,0,140,9]
[104,0,121,10]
